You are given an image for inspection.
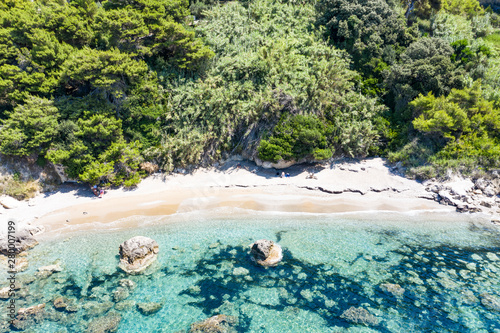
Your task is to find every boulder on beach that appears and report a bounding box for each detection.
[0,228,38,256]
[340,306,379,326]
[189,314,238,333]
[250,239,283,267]
[118,236,159,274]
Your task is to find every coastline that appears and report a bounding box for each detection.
[3,157,497,238]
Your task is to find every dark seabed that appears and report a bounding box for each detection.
[2,210,500,332]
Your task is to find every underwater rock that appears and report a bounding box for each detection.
[0,228,38,255]
[118,279,136,290]
[83,301,114,317]
[340,307,379,326]
[114,300,136,311]
[379,283,405,297]
[232,267,249,276]
[11,303,46,330]
[36,262,62,278]
[118,236,159,274]
[113,287,130,302]
[250,239,283,267]
[86,312,121,333]
[189,314,238,333]
[480,293,500,312]
[137,302,163,315]
[2,256,29,272]
[53,296,78,313]
[0,287,9,299]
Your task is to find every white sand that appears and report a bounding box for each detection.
[2,158,466,236]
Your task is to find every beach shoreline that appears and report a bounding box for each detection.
[1,158,498,237]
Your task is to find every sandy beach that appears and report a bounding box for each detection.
[2,157,481,238]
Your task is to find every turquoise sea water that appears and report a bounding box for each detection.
[2,210,500,332]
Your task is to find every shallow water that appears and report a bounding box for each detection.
[2,210,500,332]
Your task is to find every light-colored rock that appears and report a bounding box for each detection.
[53,297,78,313]
[114,300,135,311]
[36,262,62,278]
[232,267,249,276]
[250,239,283,267]
[0,195,21,209]
[189,314,238,333]
[11,303,46,330]
[86,312,121,333]
[118,279,135,290]
[340,306,379,326]
[0,286,10,299]
[113,287,129,302]
[136,302,163,315]
[0,228,38,256]
[379,283,405,297]
[118,236,159,274]
[480,293,500,312]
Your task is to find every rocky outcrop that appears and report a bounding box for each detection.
[0,228,38,256]
[113,287,130,302]
[425,176,500,222]
[379,283,405,297]
[118,236,159,274]
[250,239,283,267]
[340,306,379,326]
[86,312,121,333]
[189,314,238,333]
[10,303,46,330]
[137,302,163,315]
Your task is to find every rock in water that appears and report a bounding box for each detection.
[340,307,379,326]
[11,303,46,330]
[0,228,38,255]
[86,312,121,333]
[189,314,238,333]
[379,283,405,297]
[137,302,163,315]
[118,236,159,274]
[480,293,500,312]
[250,239,283,267]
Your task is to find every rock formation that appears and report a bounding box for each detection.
[340,307,379,326]
[10,303,46,331]
[118,236,159,274]
[250,239,283,267]
[86,312,121,333]
[0,228,38,256]
[137,302,163,315]
[379,283,405,297]
[189,314,238,333]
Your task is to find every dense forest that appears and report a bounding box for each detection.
[0,0,499,188]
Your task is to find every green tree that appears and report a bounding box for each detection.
[0,96,59,156]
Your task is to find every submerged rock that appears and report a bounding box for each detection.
[189,314,238,333]
[480,293,500,312]
[11,303,46,330]
[83,301,114,317]
[0,287,10,299]
[118,236,159,274]
[118,279,136,290]
[53,296,78,313]
[114,300,136,311]
[250,239,283,267]
[36,262,62,278]
[340,307,379,326]
[137,302,163,315]
[380,283,405,297]
[86,312,121,333]
[113,287,130,302]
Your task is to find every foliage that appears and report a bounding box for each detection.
[390,81,500,176]
[0,96,59,156]
[258,115,333,162]
[383,37,464,116]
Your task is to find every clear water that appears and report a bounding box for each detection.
[2,210,500,332]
